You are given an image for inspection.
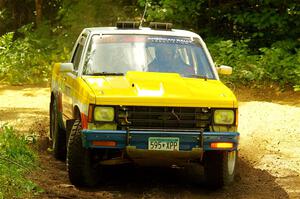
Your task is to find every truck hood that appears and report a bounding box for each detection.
[82,71,237,108]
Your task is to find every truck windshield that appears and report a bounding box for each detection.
[83,35,215,79]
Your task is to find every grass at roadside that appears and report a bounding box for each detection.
[0,125,42,198]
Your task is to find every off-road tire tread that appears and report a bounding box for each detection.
[50,99,66,160]
[67,120,99,187]
[204,151,236,189]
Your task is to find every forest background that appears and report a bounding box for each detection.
[0,0,299,90]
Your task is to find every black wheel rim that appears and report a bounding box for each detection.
[227,151,236,176]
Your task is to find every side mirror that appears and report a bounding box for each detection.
[59,63,74,73]
[217,65,232,75]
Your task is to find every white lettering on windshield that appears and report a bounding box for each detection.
[147,37,192,44]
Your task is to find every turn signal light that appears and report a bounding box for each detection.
[88,104,94,122]
[210,142,233,149]
[92,140,117,147]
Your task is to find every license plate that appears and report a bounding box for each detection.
[148,137,179,151]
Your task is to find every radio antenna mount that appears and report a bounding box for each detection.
[140,1,148,28]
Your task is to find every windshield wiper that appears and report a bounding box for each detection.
[86,72,124,76]
[188,74,208,80]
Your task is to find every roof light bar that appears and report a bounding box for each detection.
[149,22,173,30]
[116,21,140,29]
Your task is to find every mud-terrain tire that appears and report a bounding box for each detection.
[67,120,100,187]
[204,150,237,189]
[50,98,66,160]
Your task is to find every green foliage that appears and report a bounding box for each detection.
[294,85,300,91]
[0,23,70,84]
[0,125,41,198]
[258,41,300,86]
[0,0,63,35]
[208,39,263,84]
[139,0,204,29]
[141,0,300,44]
[208,39,300,87]
[58,0,138,47]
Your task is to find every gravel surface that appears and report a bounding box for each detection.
[239,101,300,198]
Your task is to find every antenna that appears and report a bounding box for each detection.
[140,1,148,28]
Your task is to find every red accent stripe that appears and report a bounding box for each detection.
[81,113,88,129]
[58,92,62,112]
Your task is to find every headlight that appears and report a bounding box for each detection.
[94,107,114,122]
[214,110,234,125]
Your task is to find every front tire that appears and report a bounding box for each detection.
[67,120,100,187]
[50,99,66,160]
[204,150,237,189]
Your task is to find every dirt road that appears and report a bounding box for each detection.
[0,85,299,199]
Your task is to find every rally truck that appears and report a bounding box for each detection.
[50,22,239,188]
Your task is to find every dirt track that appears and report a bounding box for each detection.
[0,85,300,199]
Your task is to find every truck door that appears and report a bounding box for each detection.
[61,35,86,125]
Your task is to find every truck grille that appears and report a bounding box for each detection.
[117,106,212,130]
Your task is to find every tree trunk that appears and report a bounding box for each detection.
[35,0,42,26]
[0,0,5,34]
[0,0,5,8]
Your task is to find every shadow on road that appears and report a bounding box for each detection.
[34,154,288,199]
[85,159,288,198]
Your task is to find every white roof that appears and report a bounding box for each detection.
[84,27,201,39]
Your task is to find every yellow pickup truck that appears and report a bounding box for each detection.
[50,22,239,188]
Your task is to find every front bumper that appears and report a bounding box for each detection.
[81,129,239,152]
